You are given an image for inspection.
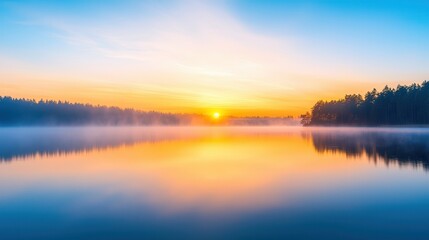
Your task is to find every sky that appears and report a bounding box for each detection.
[1,0,429,116]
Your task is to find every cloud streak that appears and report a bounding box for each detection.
[3,0,410,116]
[10,1,306,114]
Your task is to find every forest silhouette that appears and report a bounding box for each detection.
[0,97,192,125]
[303,81,429,126]
[0,96,295,126]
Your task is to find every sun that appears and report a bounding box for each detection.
[213,112,220,119]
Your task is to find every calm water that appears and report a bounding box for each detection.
[1,127,429,240]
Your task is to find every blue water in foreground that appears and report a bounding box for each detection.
[0,127,428,240]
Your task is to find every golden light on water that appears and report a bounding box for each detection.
[0,127,369,213]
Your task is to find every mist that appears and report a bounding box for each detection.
[0,96,297,126]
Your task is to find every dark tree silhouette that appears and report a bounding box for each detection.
[0,97,194,126]
[305,81,429,126]
[0,96,295,126]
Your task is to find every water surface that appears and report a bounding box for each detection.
[1,127,429,240]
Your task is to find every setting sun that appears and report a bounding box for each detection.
[213,112,220,119]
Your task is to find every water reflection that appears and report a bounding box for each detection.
[1,127,429,239]
[0,127,189,161]
[3,127,429,172]
[309,128,429,171]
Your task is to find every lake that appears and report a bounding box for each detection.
[0,127,429,240]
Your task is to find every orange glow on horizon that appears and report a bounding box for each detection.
[0,80,375,117]
[213,112,220,119]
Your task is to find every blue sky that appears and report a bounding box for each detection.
[1,0,429,116]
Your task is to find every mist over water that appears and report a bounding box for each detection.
[1,126,429,240]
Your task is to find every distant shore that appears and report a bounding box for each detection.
[0,96,297,126]
[302,81,429,126]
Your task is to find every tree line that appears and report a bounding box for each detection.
[0,96,296,126]
[0,97,193,126]
[302,81,429,126]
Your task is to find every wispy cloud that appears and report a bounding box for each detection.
[1,0,381,116]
